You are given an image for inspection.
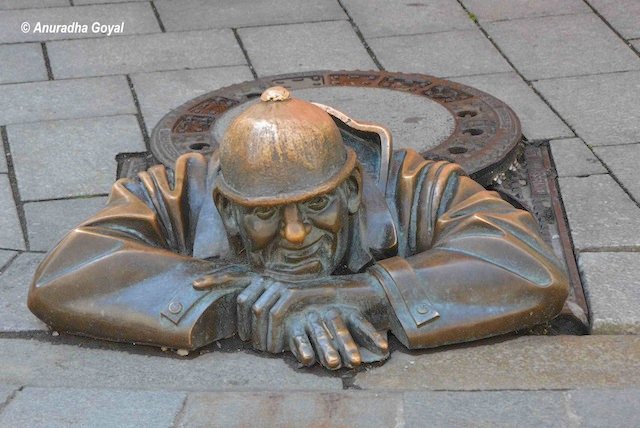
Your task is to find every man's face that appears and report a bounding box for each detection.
[217,172,360,280]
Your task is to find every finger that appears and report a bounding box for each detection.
[324,309,361,368]
[347,312,388,355]
[236,278,266,341]
[287,320,315,367]
[251,285,281,351]
[306,311,341,370]
[192,272,251,290]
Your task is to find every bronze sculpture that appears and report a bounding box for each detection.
[28,86,569,369]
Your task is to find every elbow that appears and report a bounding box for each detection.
[538,264,570,320]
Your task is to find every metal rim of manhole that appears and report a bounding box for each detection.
[150,70,522,184]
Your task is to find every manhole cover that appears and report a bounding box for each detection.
[150,70,521,185]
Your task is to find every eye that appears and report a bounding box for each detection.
[306,195,330,211]
[253,206,277,220]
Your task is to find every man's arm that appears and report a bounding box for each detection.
[371,150,569,348]
[28,153,244,349]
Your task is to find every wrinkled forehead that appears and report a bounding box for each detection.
[229,185,345,212]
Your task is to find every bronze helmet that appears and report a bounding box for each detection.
[216,86,357,206]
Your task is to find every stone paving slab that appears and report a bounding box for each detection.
[550,138,607,177]
[354,335,640,390]
[369,29,512,78]
[0,253,46,332]
[239,21,376,77]
[0,387,186,428]
[590,0,640,40]
[0,175,25,250]
[579,252,640,335]
[154,0,346,32]
[47,29,246,79]
[180,391,402,427]
[131,66,254,133]
[0,0,67,10]
[484,14,640,81]
[24,196,107,252]
[0,43,47,85]
[75,0,146,4]
[558,174,640,251]
[594,143,640,202]
[461,0,591,22]
[8,115,144,200]
[0,250,16,271]
[0,76,135,126]
[0,2,160,44]
[452,72,573,141]
[568,389,640,427]
[534,71,640,147]
[341,0,474,39]
[0,338,342,391]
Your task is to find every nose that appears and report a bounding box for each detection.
[281,204,312,244]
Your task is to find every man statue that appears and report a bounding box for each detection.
[28,86,568,369]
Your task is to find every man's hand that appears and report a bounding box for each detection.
[192,264,252,290]
[236,273,390,369]
[287,306,388,369]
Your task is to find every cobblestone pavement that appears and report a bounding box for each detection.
[1,0,639,426]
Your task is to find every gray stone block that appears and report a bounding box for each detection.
[404,391,569,427]
[534,71,640,147]
[341,0,474,38]
[0,175,24,250]
[461,0,590,22]
[0,384,18,407]
[24,196,107,252]
[154,0,346,32]
[550,138,606,177]
[213,86,456,154]
[0,2,160,43]
[453,73,573,141]
[0,387,186,428]
[369,29,512,78]
[239,21,376,77]
[0,250,17,271]
[578,252,640,334]
[0,43,47,84]
[485,14,640,80]
[0,338,342,391]
[353,336,640,390]
[131,66,254,132]
[0,253,47,332]
[590,0,640,40]
[558,175,640,251]
[568,389,640,427]
[180,391,401,427]
[0,0,67,9]
[75,0,146,3]
[48,30,246,79]
[594,143,640,202]
[8,115,144,200]
[0,76,136,126]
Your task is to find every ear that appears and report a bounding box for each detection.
[213,189,239,235]
[345,165,362,214]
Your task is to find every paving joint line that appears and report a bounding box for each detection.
[582,0,640,58]
[149,1,166,33]
[22,193,109,204]
[455,0,640,212]
[170,395,189,428]
[68,0,74,5]
[0,251,19,274]
[335,0,384,71]
[1,126,30,251]
[0,386,24,415]
[530,68,640,82]
[40,42,54,81]
[125,74,151,151]
[477,11,593,25]
[232,28,258,79]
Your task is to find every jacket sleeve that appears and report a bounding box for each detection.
[369,150,569,348]
[27,153,240,349]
